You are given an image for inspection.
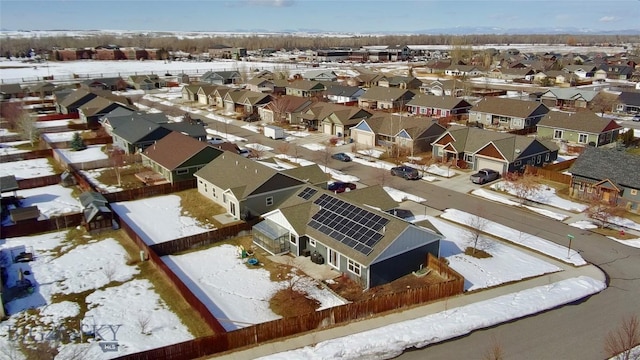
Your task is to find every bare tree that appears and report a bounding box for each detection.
[586,197,626,229]
[375,164,390,187]
[267,95,291,124]
[102,263,116,282]
[16,111,39,147]
[276,142,291,157]
[605,314,640,360]
[137,312,152,335]
[465,212,488,255]
[503,172,542,205]
[483,336,505,360]
[589,92,619,116]
[109,146,126,187]
[0,101,23,130]
[315,142,332,172]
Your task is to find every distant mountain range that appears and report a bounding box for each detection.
[1,27,639,37]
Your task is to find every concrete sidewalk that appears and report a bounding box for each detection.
[210,264,605,360]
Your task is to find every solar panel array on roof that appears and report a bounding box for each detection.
[298,187,318,200]
[308,194,389,255]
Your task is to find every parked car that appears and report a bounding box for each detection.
[470,169,501,184]
[633,114,640,122]
[331,152,352,162]
[390,166,420,180]
[327,181,356,193]
[207,137,225,145]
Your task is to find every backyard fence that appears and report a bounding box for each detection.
[0,149,53,162]
[150,221,256,256]
[102,179,196,202]
[114,254,464,360]
[0,213,84,238]
[17,174,62,189]
[115,213,227,336]
[525,160,574,185]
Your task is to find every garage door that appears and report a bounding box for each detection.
[323,123,333,135]
[476,157,505,173]
[353,131,374,148]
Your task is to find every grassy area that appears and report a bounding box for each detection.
[175,189,227,229]
[592,227,638,240]
[93,165,146,190]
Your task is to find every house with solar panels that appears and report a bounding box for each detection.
[253,186,442,289]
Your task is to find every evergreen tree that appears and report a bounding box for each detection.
[70,132,86,151]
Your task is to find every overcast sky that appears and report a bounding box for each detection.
[1,0,639,33]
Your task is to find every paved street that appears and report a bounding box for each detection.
[174,100,640,359]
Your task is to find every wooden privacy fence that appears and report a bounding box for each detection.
[17,174,62,189]
[115,214,227,335]
[150,221,255,256]
[114,255,464,360]
[102,179,196,203]
[525,165,572,184]
[541,158,576,171]
[0,213,84,238]
[0,149,53,162]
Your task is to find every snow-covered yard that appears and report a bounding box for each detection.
[472,188,569,221]
[4,184,82,221]
[491,181,588,212]
[440,209,586,266]
[163,244,347,331]
[0,158,56,180]
[0,230,193,359]
[110,195,214,245]
[55,145,108,164]
[384,186,426,203]
[426,216,562,291]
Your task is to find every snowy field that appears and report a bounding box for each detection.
[427,216,562,291]
[441,209,586,266]
[163,244,347,331]
[472,188,569,221]
[110,195,214,245]
[0,59,302,83]
[41,131,92,143]
[0,231,193,359]
[55,145,108,164]
[0,158,56,180]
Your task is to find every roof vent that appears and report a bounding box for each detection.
[515,149,521,153]
[235,160,238,165]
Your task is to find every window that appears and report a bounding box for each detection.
[465,154,473,162]
[476,113,481,121]
[545,153,550,162]
[578,133,588,144]
[347,259,361,276]
[223,194,227,203]
[554,130,564,139]
[290,235,297,245]
[308,238,316,247]
[579,183,585,191]
[514,160,521,166]
[266,196,274,206]
[587,186,593,194]
[176,168,189,175]
[537,155,541,164]
[631,189,638,196]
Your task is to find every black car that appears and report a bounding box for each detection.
[327,182,357,193]
[469,168,501,184]
[390,166,420,180]
[331,152,352,162]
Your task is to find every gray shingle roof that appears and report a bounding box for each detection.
[569,147,640,189]
[537,111,622,134]
[472,97,548,118]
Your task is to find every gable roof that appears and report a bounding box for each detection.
[324,84,364,97]
[471,97,548,118]
[407,94,471,109]
[79,191,108,208]
[360,86,415,102]
[541,88,599,101]
[0,83,23,95]
[618,91,640,106]
[569,147,640,189]
[362,113,438,136]
[266,95,314,114]
[142,131,222,170]
[194,152,304,199]
[537,111,622,134]
[338,184,399,211]
[435,126,558,162]
[286,79,325,91]
[10,206,40,222]
[281,164,330,185]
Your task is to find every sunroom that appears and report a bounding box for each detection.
[252,219,291,255]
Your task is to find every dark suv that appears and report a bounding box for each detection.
[390,166,420,180]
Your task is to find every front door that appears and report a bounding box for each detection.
[327,248,339,269]
[602,191,610,203]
